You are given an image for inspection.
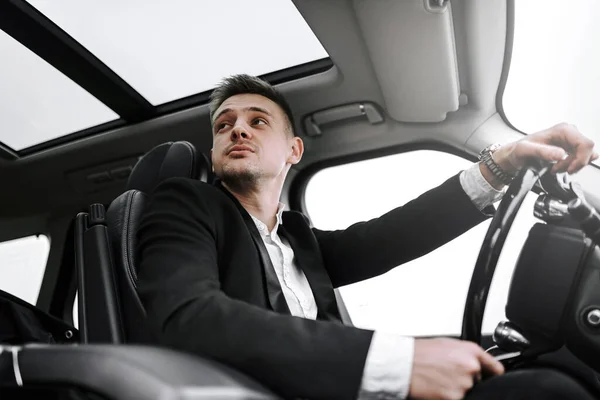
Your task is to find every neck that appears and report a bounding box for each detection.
[223,178,283,231]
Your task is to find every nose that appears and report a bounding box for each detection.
[230,122,252,141]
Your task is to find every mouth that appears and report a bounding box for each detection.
[227,144,255,155]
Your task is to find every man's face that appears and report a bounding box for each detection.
[211,93,301,186]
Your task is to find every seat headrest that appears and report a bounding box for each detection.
[126,141,210,193]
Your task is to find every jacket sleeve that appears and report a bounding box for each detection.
[136,177,374,400]
[313,173,494,287]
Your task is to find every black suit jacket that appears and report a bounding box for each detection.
[136,173,492,399]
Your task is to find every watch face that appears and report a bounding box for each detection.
[479,144,496,159]
[482,143,500,155]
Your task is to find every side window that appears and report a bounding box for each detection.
[0,235,50,305]
[305,150,537,336]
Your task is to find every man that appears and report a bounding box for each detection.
[137,74,599,400]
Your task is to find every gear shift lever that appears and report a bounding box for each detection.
[493,321,531,352]
[487,321,532,362]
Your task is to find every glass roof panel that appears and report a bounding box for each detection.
[28,0,329,106]
[0,30,118,151]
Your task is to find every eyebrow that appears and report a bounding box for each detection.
[212,106,273,124]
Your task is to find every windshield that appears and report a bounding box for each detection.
[502,0,599,165]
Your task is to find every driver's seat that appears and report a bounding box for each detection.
[76,141,211,344]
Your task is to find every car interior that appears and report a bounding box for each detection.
[1,0,600,399]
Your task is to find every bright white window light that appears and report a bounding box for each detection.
[29,0,329,105]
[0,235,50,305]
[0,30,117,150]
[503,0,600,165]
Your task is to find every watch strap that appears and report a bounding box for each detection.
[479,144,515,185]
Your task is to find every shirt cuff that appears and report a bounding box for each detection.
[358,332,414,400]
[459,162,505,211]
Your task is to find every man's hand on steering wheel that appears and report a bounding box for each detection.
[409,338,505,400]
[484,123,598,189]
[409,123,597,400]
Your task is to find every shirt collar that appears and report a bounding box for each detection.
[250,203,286,237]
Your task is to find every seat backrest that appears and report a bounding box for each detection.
[76,141,210,344]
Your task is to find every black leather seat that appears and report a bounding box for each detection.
[0,343,276,399]
[1,144,274,398]
[75,141,210,344]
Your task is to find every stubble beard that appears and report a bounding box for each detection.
[220,162,263,193]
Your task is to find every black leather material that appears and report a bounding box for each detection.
[197,152,213,183]
[127,141,198,193]
[108,191,147,285]
[79,141,210,344]
[0,349,13,386]
[106,191,149,343]
[109,141,210,342]
[9,344,276,399]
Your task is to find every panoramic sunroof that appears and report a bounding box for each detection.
[502,0,599,165]
[0,1,329,153]
[0,30,117,151]
[27,0,329,106]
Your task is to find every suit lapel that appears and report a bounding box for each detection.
[279,215,342,322]
[215,181,291,315]
[243,217,292,315]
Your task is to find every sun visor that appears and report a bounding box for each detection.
[354,0,460,122]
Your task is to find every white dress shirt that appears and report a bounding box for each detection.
[248,163,504,400]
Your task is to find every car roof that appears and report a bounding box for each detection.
[0,0,598,226]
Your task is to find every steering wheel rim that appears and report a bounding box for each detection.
[460,161,552,344]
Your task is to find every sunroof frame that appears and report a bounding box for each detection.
[0,0,333,157]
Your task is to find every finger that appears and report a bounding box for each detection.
[533,123,594,153]
[477,351,505,376]
[552,154,575,173]
[551,125,596,173]
[533,123,581,149]
[516,141,566,164]
[567,148,594,174]
[551,150,597,174]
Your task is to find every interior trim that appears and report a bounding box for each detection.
[494,0,517,132]
[353,0,460,122]
[35,216,74,314]
[0,142,18,160]
[19,119,127,157]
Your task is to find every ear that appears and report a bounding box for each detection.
[210,148,215,173]
[287,137,304,165]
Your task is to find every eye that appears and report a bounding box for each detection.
[252,118,267,126]
[216,122,230,132]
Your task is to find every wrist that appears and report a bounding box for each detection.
[478,143,516,189]
[492,144,519,175]
[479,162,506,190]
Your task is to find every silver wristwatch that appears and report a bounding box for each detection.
[478,143,516,185]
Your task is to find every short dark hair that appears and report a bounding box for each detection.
[209,74,296,136]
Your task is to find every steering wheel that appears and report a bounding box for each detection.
[459,158,600,395]
[460,161,553,346]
